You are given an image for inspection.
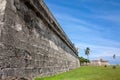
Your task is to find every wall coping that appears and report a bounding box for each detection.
[24,0,78,56]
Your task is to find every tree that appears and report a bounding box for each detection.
[85,47,90,61]
[113,54,116,59]
[79,57,89,66]
[113,54,116,69]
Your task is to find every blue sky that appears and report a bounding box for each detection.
[44,0,120,64]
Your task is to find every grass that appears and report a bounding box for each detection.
[34,65,120,80]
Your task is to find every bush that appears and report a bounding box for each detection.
[112,66,116,69]
[104,65,107,67]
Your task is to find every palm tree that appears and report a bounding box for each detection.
[85,47,90,61]
[113,54,116,64]
[113,54,116,69]
[113,54,116,60]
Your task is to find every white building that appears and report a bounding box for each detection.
[90,59,109,66]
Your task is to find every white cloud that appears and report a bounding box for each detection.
[44,0,120,64]
[55,13,104,31]
[76,42,120,59]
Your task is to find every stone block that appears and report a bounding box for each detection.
[0,0,80,79]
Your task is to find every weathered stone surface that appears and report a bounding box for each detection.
[0,0,80,80]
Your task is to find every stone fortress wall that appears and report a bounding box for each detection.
[0,0,80,79]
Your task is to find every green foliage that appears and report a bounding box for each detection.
[34,66,120,80]
[112,65,116,69]
[79,57,89,64]
[84,47,90,60]
[85,47,90,55]
[113,54,116,59]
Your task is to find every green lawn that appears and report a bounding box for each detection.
[34,66,120,80]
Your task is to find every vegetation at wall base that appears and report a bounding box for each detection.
[34,65,120,80]
[79,57,89,65]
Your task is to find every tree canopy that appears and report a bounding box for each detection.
[113,54,116,59]
[85,47,90,60]
[79,57,90,65]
